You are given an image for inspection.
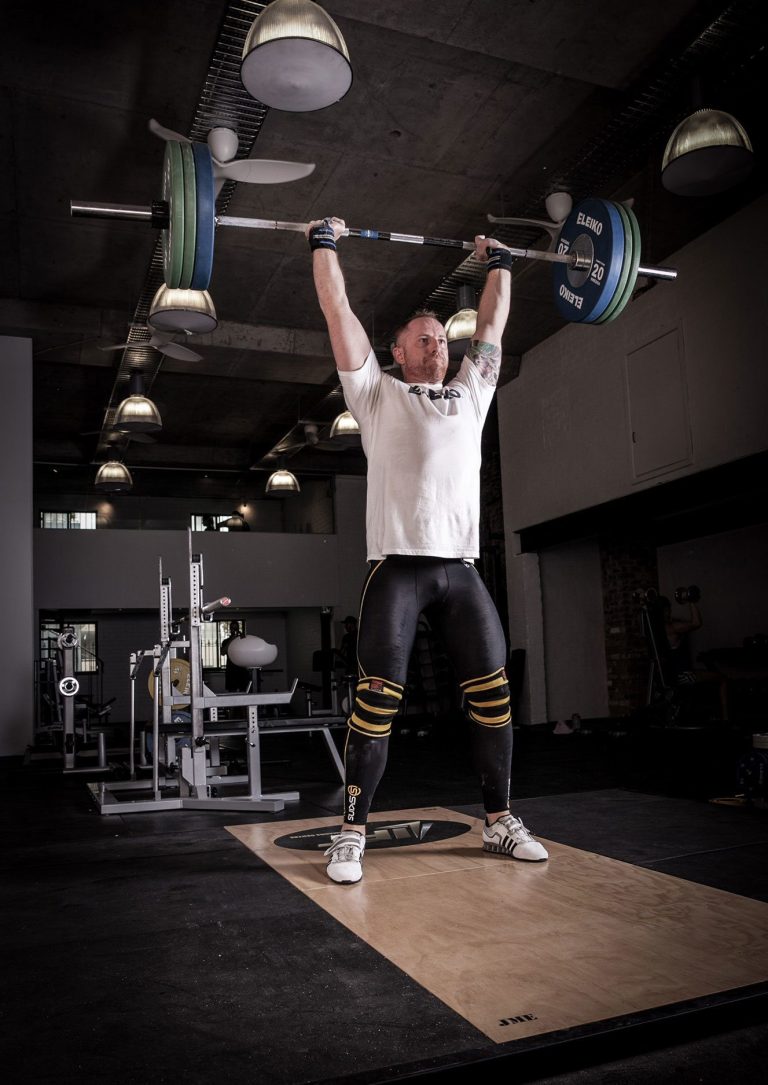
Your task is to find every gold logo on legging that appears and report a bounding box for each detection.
[347,785,362,796]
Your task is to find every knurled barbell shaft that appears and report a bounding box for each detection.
[70,200,678,281]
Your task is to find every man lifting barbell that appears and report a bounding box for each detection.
[72,140,678,325]
[307,215,548,885]
[658,587,729,721]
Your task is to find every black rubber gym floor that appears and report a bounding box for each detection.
[2,721,767,1084]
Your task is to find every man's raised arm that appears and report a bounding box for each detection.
[306,216,371,372]
[466,236,512,386]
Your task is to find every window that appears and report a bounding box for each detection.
[190,514,231,532]
[201,620,244,669]
[40,511,96,530]
[40,621,98,673]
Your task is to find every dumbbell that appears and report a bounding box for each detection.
[632,587,658,604]
[674,585,701,604]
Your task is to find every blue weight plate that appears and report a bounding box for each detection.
[191,142,215,291]
[552,197,625,323]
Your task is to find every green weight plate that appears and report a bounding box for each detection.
[162,141,185,288]
[594,201,632,325]
[605,203,642,323]
[179,141,197,290]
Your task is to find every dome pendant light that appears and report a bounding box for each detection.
[662,108,753,196]
[94,461,133,492]
[445,284,478,361]
[114,371,162,434]
[148,285,218,333]
[265,466,301,495]
[329,410,360,440]
[241,0,353,112]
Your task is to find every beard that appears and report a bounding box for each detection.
[403,354,447,384]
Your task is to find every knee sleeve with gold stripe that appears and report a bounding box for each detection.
[460,667,511,727]
[349,676,403,738]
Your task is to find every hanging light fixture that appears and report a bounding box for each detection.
[265,466,300,495]
[148,285,218,333]
[445,284,478,361]
[114,371,162,434]
[241,0,353,112]
[94,461,133,492]
[329,410,360,440]
[661,108,753,196]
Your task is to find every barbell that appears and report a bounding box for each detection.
[71,139,678,325]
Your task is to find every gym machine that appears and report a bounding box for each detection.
[30,628,114,773]
[88,537,345,814]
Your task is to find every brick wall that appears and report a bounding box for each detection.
[599,535,658,716]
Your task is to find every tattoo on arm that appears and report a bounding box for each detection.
[467,339,501,385]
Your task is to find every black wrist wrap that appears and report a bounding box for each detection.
[486,247,514,273]
[309,223,337,252]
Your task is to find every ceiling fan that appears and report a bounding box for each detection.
[79,425,159,445]
[274,422,328,456]
[274,418,361,458]
[148,119,315,190]
[99,330,203,362]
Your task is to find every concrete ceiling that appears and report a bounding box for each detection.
[2,0,765,501]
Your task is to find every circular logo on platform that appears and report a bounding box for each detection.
[274,819,472,851]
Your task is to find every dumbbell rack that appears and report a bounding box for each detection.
[88,536,345,815]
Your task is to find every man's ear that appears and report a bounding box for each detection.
[391,345,404,368]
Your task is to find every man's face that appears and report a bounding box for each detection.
[391,316,449,385]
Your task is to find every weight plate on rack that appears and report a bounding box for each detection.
[179,141,197,290]
[162,141,185,288]
[606,203,642,323]
[594,201,632,325]
[148,656,191,709]
[191,142,215,291]
[553,197,625,323]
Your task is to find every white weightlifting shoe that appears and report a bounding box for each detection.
[483,814,549,862]
[324,829,366,884]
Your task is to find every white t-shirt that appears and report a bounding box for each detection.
[339,350,496,560]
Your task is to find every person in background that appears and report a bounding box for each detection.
[338,615,358,675]
[659,592,729,720]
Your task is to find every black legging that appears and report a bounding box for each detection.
[342,556,512,826]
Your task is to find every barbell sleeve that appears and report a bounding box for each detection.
[71,200,153,222]
[201,596,231,614]
[636,264,678,281]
